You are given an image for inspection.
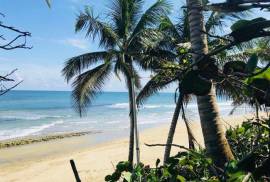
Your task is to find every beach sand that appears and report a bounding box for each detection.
[0,113,265,182]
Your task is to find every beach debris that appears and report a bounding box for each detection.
[70,159,81,182]
[0,131,101,149]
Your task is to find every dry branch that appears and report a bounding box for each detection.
[0,15,32,50]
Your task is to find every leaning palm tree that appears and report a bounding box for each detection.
[137,7,242,164]
[179,0,235,167]
[62,0,171,165]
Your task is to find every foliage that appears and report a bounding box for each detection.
[244,68,270,106]
[105,117,270,181]
[180,70,211,96]
[226,118,270,166]
[210,17,270,53]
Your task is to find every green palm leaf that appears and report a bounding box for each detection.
[76,6,118,48]
[72,63,112,116]
[128,28,164,51]
[62,51,114,82]
[159,15,182,43]
[130,0,171,41]
[205,12,225,33]
[114,58,141,89]
[136,71,179,106]
[110,0,143,39]
[133,49,178,71]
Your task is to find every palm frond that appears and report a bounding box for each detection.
[216,79,244,101]
[110,0,144,39]
[75,6,118,48]
[159,15,182,44]
[132,68,141,89]
[130,0,171,40]
[129,28,167,53]
[114,58,141,89]
[133,49,178,71]
[71,63,112,116]
[136,70,179,106]
[205,12,225,33]
[176,9,190,42]
[128,0,144,27]
[62,51,114,82]
[205,11,248,35]
[109,0,129,39]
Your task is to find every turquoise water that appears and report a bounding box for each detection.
[0,91,252,140]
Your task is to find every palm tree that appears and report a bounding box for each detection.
[62,0,171,165]
[185,0,234,167]
[137,8,239,164]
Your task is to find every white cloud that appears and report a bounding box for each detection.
[33,37,90,50]
[62,38,89,50]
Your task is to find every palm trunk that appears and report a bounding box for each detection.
[186,0,234,167]
[182,105,196,150]
[131,76,140,165]
[163,94,182,164]
[127,74,140,165]
[127,77,135,164]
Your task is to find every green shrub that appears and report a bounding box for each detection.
[105,118,270,181]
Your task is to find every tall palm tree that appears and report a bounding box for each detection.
[62,0,171,165]
[186,0,234,167]
[137,8,239,164]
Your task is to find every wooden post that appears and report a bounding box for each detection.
[70,159,81,182]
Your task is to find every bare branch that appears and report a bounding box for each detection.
[0,80,23,96]
[201,30,233,42]
[0,69,23,96]
[0,69,18,82]
[0,19,32,50]
[145,143,190,151]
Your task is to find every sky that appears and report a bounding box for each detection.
[0,0,269,91]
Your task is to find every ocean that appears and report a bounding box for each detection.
[0,90,253,141]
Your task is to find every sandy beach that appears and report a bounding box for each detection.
[0,113,264,182]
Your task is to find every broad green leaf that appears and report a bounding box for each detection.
[245,54,258,73]
[231,20,250,31]
[176,175,186,182]
[123,172,132,182]
[223,61,246,74]
[230,17,270,43]
[228,171,246,182]
[231,18,266,31]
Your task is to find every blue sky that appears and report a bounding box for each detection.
[1,0,182,91]
[0,0,269,91]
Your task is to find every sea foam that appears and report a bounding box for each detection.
[0,120,64,140]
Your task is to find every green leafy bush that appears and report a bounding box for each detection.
[105,118,270,181]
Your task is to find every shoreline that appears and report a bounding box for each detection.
[0,113,266,182]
